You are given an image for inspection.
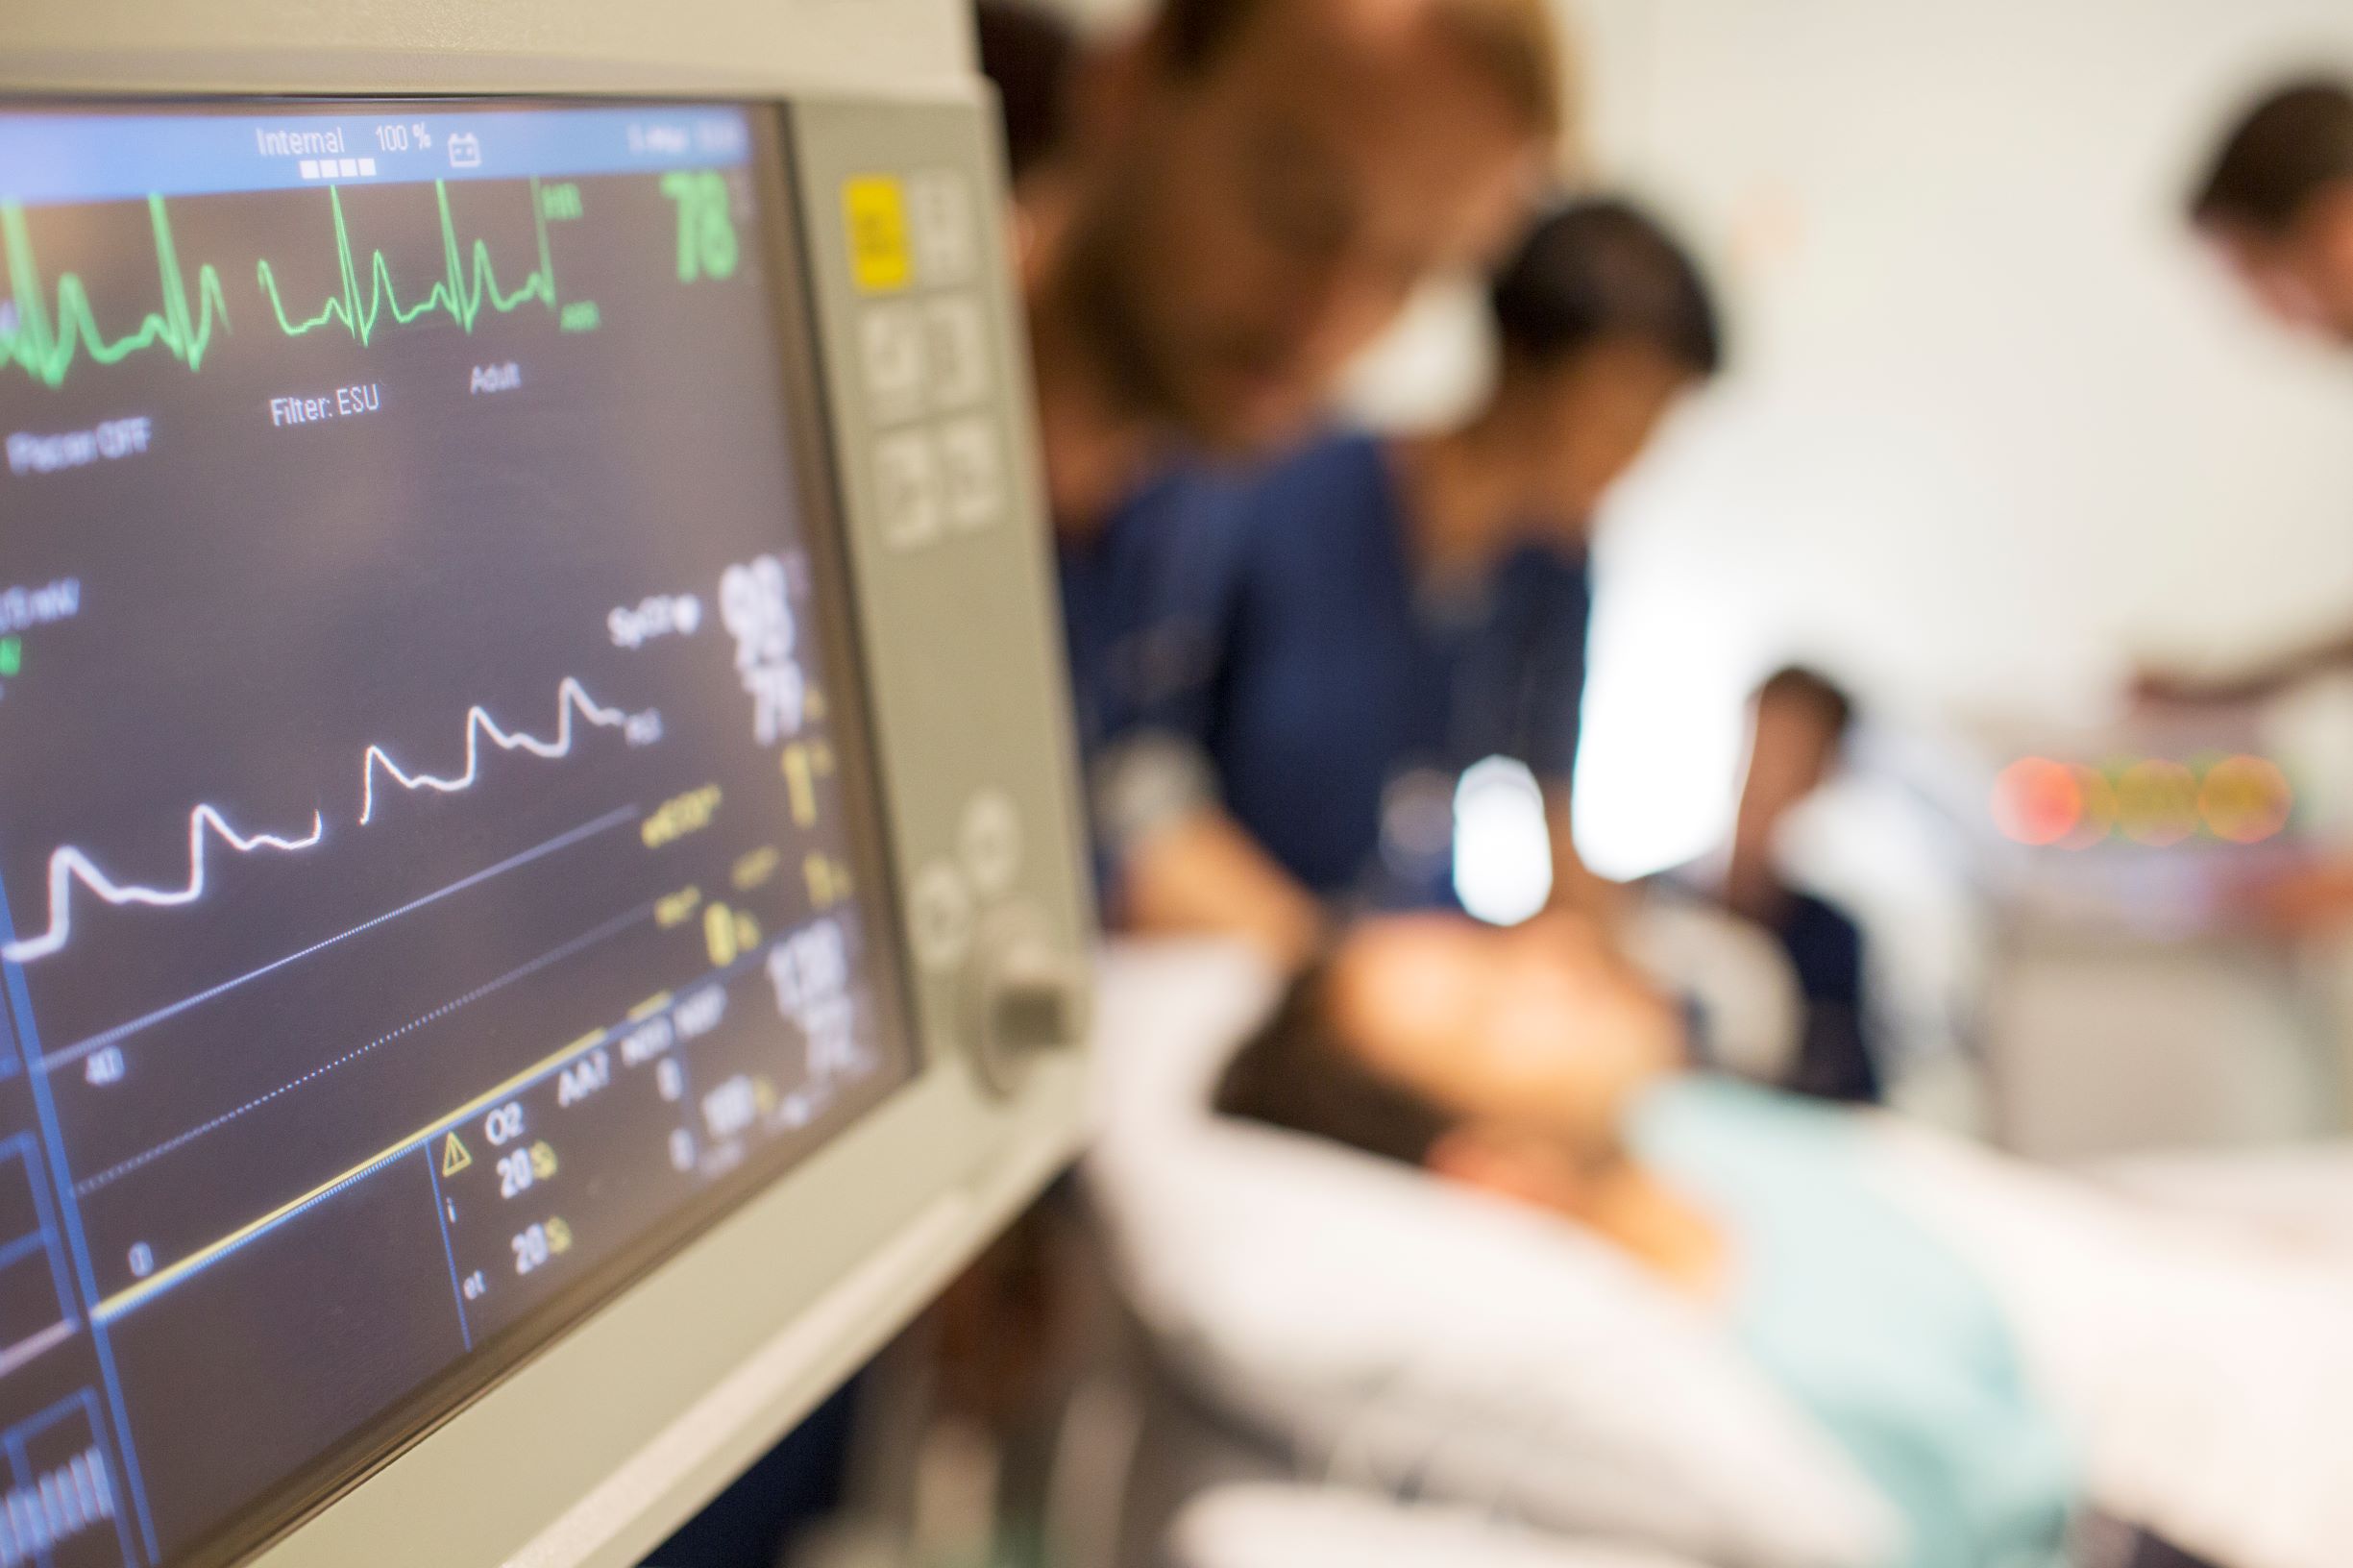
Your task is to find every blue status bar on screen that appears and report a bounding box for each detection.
[0,104,752,209]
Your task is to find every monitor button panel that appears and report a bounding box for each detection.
[788,97,1091,1082]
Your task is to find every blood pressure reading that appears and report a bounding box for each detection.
[0,101,912,1564]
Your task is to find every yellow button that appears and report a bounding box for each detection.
[843,175,913,293]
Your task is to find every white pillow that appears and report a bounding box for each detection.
[1622,888,1802,1087]
[1083,941,1900,1568]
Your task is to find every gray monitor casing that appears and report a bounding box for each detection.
[2,6,1096,1564]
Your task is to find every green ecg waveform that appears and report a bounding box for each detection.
[3,178,566,386]
[258,179,556,344]
[2,196,232,387]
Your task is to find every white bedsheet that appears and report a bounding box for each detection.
[1869,1120,2353,1568]
[2091,1145,2353,1253]
[1167,1484,1718,1568]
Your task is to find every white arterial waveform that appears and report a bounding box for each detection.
[5,676,650,966]
[2,805,327,965]
[359,676,635,825]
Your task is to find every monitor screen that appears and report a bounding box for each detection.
[0,100,916,1565]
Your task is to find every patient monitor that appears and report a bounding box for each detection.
[0,5,1094,1564]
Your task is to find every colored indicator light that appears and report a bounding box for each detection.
[2059,764,2118,850]
[2116,759,2199,846]
[0,637,19,677]
[2198,753,2292,845]
[1992,757,2080,846]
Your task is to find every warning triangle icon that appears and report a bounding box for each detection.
[441,1132,473,1178]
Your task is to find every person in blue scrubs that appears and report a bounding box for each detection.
[1094,199,1722,968]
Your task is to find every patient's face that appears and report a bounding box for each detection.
[1326,913,1681,1149]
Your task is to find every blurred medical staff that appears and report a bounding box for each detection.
[1096,200,1720,969]
[977,2,1079,201]
[2188,78,2353,353]
[1673,667,1882,1103]
[2143,79,2353,929]
[944,3,1559,1456]
[1030,0,1563,784]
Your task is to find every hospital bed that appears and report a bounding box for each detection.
[1082,940,2353,1568]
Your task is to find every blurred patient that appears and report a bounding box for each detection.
[1218,913,2353,1568]
[1226,913,1710,1278]
[1219,912,2077,1563]
[1101,201,1720,968]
